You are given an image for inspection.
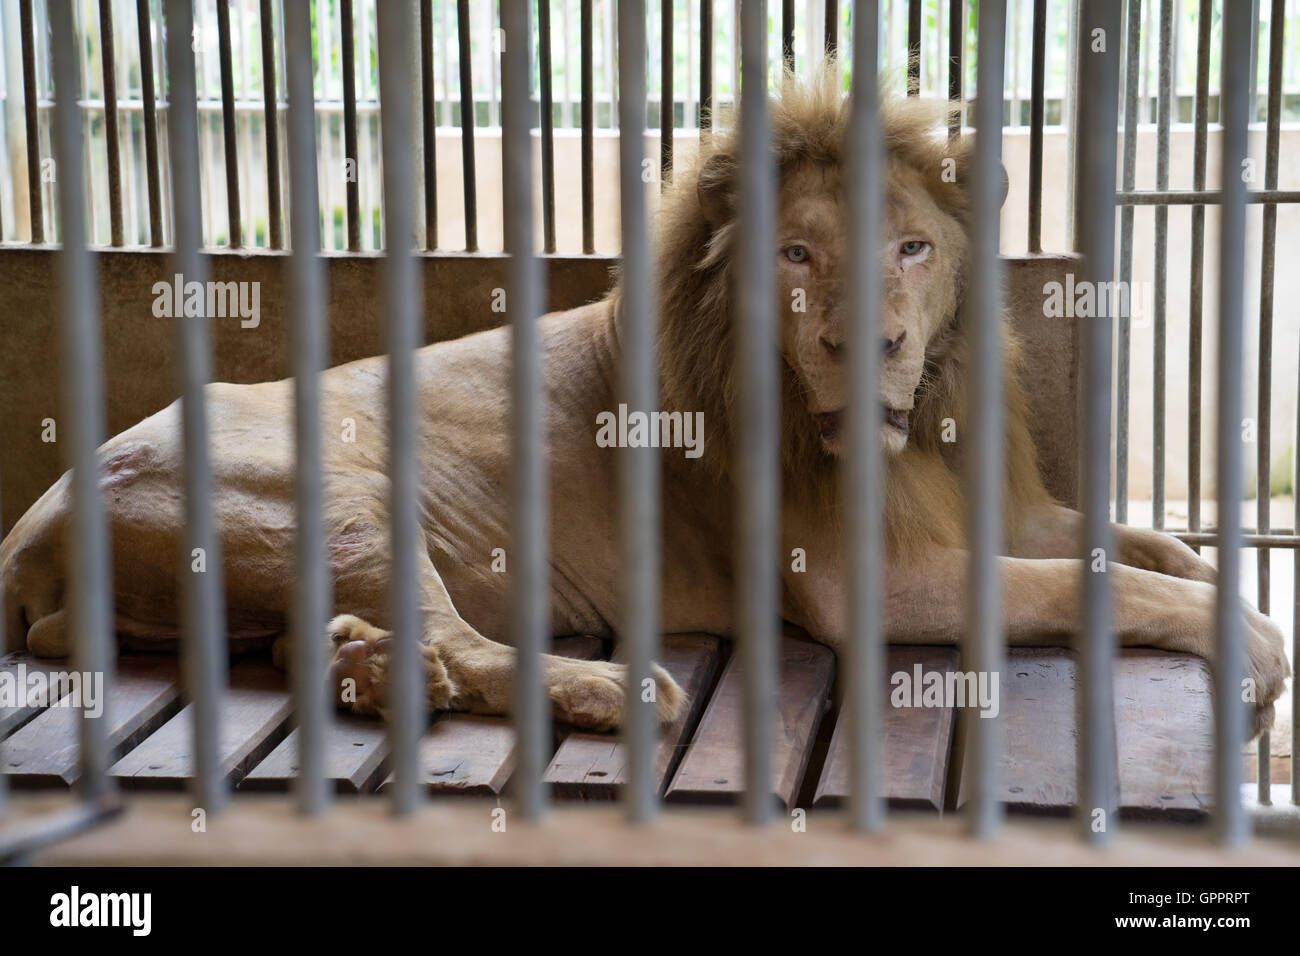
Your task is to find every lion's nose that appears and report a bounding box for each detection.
[818,332,846,357]
[882,330,906,358]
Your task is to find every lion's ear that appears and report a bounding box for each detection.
[948,135,1010,209]
[696,153,736,227]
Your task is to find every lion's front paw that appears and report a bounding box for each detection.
[548,659,686,732]
[326,614,453,717]
[1243,604,1290,740]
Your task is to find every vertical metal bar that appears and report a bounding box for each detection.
[98,0,123,246]
[216,0,242,247]
[1214,0,1252,847]
[782,0,795,70]
[342,0,361,252]
[965,0,1007,841]
[1152,0,1172,531]
[539,0,556,250]
[20,0,42,243]
[49,0,116,799]
[502,0,549,822]
[1116,0,1141,526]
[1027,0,1045,251]
[581,0,595,249]
[737,0,778,827]
[1257,0,1285,805]
[421,0,439,251]
[907,0,920,95]
[457,0,478,251]
[662,0,675,182]
[1063,0,1080,248]
[1187,0,1210,548]
[376,0,424,818]
[700,0,712,131]
[164,0,228,814]
[618,0,660,825]
[136,0,163,247]
[1075,0,1121,846]
[825,0,837,56]
[282,0,330,815]
[948,0,962,139]
[847,0,885,832]
[260,0,283,249]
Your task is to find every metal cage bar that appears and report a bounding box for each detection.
[581,0,595,249]
[421,0,439,251]
[846,0,885,833]
[502,0,549,823]
[457,0,479,252]
[783,0,796,71]
[50,0,116,800]
[1152,0,1173,532]
[1255,0,1285,804]
[1213,0,1253,846]
[216,0,242,248]
[136,0,164,247]
[964,0,1007,841]
[825,0,838,56]
[260,0,284,250]
[375,0,424,817]
[1075,0,1121,846]
[342,0,362,252]
[164,0,229,814]
[1187,0,1211,548]
[617,0,661,824]
[1115,0,1141,526]
[662,0,675,182]
[907,0,921,95]
[20,0,43,244]
[700,0,712,131]
[98,0,124,247]
[283,0,331,816]
[737,0,779,827]
[1027,0,1046,252]
[948,0,962,139]
[539,0,557,250]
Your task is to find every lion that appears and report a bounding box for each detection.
[0,74,1289,740]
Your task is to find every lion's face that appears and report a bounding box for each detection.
[775,160,969,457]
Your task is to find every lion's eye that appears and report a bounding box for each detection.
[900,240,928,257]
[784,245,810,263]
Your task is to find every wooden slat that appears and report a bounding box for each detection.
[665,636,834,810]
[238,713,390,794]
[109,661,292,789]
[545,633,724,799]
[1114,649,1213,818]
[377,635,606,796]
[1,652,80,736]
[813,646,959,811]
[3,654,180,788]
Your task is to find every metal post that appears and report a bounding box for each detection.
[502,0,549,822]
[457,0,478,252]
[1075,0,1122,846]
[662,0,674,182]
[376,0,425,818]
[20,0,42,243]
[421,0,439,251]
[342,0,361,252]
[539,0,557,250]
[700,0,713,131]
[261,0,283,250]
[1116,0,1141,526]
[846,0,885,832]
[1188,0,1210,548]
[948,0,963,139]
[965,0,1007,841]
[136,0,163,247]
[907,0,921,95]
[581,0,595,249]
[164,0,228,814]
[97,0,123,246]
[1027,0,1046,252]
[618,0,660,825]
[1152,0,1172,531]
[49,0,116,800]
[283,0,331,817]
[216,0,241,247]
[737,0,778,827]
[1214,0,1253,847]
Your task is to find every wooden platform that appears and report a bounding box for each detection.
[0,635,1223,817]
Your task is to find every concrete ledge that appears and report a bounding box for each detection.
[7,792,1297,866]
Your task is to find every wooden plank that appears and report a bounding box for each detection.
[109,661,292,789]
[664,636,835,810]
[377,635,606,796]
[545,633,724,799]
[3,654,180,788]
[813,646,959,811]
[0,652,80,737]
[1114,649,1213,818]
[238,713,391,794]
